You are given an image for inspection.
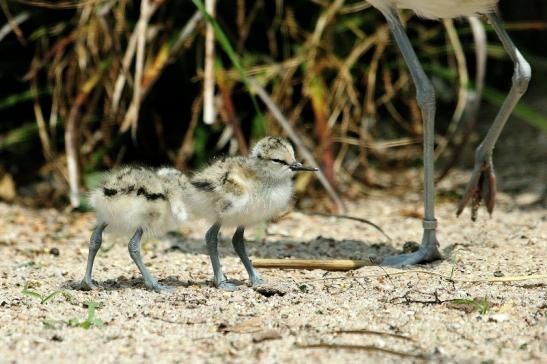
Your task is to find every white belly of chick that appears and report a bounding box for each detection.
[220,183,293,227]
[90,191,178,237]
[369,0,497,19]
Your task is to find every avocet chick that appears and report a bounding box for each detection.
[81,165,189,293]
[184,136,318,290]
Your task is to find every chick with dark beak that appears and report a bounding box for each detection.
[183,136,319,290]
[290,162,319,172]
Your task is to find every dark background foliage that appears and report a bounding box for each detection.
[0,0,545,207]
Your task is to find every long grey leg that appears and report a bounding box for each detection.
[232,226,264,286]
[377,7,441,266]
[80,223,107,290]
[128,227,172,293]
[205,223,238,290]
[457,11,531,220]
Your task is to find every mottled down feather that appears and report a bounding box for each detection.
[89,166,189,237]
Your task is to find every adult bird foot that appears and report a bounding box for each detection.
[457,159,496,221]
[146,282,174,294]
[80,279,97,291]
[381,230,441,267]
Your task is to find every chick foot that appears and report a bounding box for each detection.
[216,280,241,291]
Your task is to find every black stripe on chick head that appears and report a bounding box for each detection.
[103,188,118,196]
[191,180,215,192]
[136,187,166,200]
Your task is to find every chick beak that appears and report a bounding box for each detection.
[289,162,319,172]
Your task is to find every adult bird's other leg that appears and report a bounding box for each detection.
[232,226,264,286]
[128,227,172,293]
[377,6,442,266]
[457,12,531,221]
[205,223,238,291]
[80,223,107,290]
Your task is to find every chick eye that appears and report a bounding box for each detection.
[270,158,288,165]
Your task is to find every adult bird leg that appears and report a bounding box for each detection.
[457,11,531,220]
[377,6,442,266]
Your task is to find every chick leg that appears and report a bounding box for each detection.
[205,223,239,291]
[457,12,531,220]
[80,223,107,290]
[128,227,172,293]
[232,226,264,286]
[377,6,441,266]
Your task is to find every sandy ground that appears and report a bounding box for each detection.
[0,183,545,364]
[1,115,546,364]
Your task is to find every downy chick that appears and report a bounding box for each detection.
[184,136,318,290]
[81,165,189,293]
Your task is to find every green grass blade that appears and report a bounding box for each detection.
[86,301,97,322]
[41,289,65,304]
[0,89,42,110]
[424,63,547,131]
[482,87,547,132]
[21,283,43,301]
[0,123,38,150]
[448,253,458,281]
[450,298,477,305]
[42,319,61,329]
[67,318,81,327]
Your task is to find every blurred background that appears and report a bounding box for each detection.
[0,0,546,210]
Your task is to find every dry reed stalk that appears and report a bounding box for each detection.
[66,67,103,206]
[0,4,28,44]
[252,258,379,271]
[435,18,469,159]
[120,0,164,136]
[217,68,249,154]
[437,16,487,181]
[203,0,216,124]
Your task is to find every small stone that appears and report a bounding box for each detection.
[51,335,63,342]
[49,247,60,256]
[488,313,509,323]
[403,241,420,253]
[433,346,445,356]
[493,271,504,277]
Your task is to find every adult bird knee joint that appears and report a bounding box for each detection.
[514,61,531,95]
[416,83,436,110]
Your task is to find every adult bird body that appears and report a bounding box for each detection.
[370,0,497,19]
[366,0,531,265]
